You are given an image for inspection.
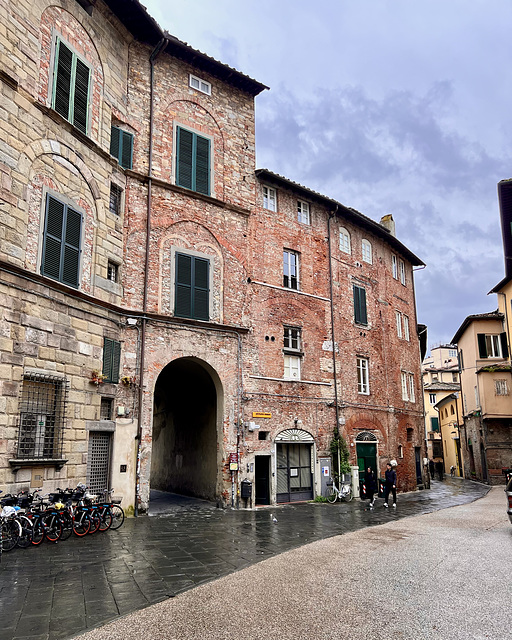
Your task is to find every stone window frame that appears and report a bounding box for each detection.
[169,246,216,321]
[357,356,370,395]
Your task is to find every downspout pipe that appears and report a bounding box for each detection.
[327,207,341,477]
[135,36,168,517]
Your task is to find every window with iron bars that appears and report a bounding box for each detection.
[16,373,68,460]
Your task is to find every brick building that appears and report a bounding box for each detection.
[0,0,426,512]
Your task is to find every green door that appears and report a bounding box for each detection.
[356,443,377,495]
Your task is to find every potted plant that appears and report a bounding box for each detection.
[90,371,106,386]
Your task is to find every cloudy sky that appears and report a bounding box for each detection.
[143,0,512,351]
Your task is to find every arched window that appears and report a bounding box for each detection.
[362,239,372,264]
[339,227,351,254]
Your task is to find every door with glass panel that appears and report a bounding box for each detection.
[276,443,313,503]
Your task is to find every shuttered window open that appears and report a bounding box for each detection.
[110,126,134,169]
[53,39,91,134]
[41,194,82,288]
[175,253,210,321]
[176,126,211,195]
[353,284,367,325]
[102,338,121,383]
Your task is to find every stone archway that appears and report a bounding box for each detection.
[150,357,221,501]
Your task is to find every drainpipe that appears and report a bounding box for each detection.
[134,36,168,517]
[327,207,341,478]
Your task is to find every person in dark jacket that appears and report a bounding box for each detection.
[365,467,378,508]
[383,462,397,508]
[429,458,435,480]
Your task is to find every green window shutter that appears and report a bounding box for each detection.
[42,195,65,281]
[477,334,487,358]
[110,126,121,159]
[175,253,193,318]
[353,285,367,325]
[120,131,134,169]
[102,338,121,383]
[61,207,82,288]
[431,417,439,432]
[176,127,210,195]
[73,58,90,133]
[54,41,72,121]
[500,332,509,359]
[193,257,209,320]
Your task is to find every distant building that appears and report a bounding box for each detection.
[434,393,463,477]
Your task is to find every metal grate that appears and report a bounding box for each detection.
[16,373,68,459]
[100,397,113,420]
[87,432,111,493]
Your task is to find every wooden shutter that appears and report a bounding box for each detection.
[62,207,82,288]
[42,195,65,281]
[353,285,367,325]
[193,257,209,320]
[54,41,72,121]
[175,253,193,317]
[430,417,439,432]
[120,131,133,169]
[111,340,121,383]
[176,128,194,190]
[500,332,509,359]
[110,126,121,159]
[102,338,121,382]
[195,135,210,195]
[477,334,487,358]
[73,58,90,133]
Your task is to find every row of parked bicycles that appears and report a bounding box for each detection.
[0,484,125,554]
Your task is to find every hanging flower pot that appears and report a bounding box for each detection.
[90,371,106,386]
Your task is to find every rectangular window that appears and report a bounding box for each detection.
[357,357,369,394]
[392,254,398,279]
[401,371,408,401]
[403,315,410,341]
[340,228,351,254]
[174,252,210,320]
[495,379,509,396]
[297,200,310,224]
[41,193,82,288]
[284,355,301,380]
[401,372,415,402]
[176,126,211,195]
[263,185,277,211]
[399,259,406,285]
[16,373,67,460]
[408,373,415,403]
[429,393,437,405]
[52,38,91,134]
[284,327,301,352]
[189,74,211,95]
[100,397,113,420]
[477,333,508,359]
[353,284,367,325]
[109,183,123,215]
[102,338,121,383]
[449,349,457,357]
[430,416,439,432]
[107,261,118,283]
[396,311,403,338]
[110,127,134,169]
[283,250,299,290]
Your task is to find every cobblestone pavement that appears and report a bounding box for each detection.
[0,478,489,640]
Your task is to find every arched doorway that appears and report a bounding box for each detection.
[355,431,378,495]
[150,357,221,501]
[275,429,315,503]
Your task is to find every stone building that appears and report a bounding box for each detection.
[0,0,426,512]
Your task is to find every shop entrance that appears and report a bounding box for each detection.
[275,429,314,503]
[356,432,378,496]
[150,357,220,501]
[254,455,271,505]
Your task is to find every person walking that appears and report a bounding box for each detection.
[429,458,435,480]
[383,462,397,508]
[365,467,378,508]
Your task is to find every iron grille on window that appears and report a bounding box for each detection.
[109,183,123,215]
[16,373,68,460]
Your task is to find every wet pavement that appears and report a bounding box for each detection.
[0,478,489,640]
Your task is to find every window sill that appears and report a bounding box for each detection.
[9,458,68,472]
[249,375,331,386]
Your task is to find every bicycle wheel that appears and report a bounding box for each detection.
[109,504,125,530]
[42,513,63,543]
[73,511,91,536]
[88,510,101,534]
[31,516,45,546]
[59,511,73,541]
[327,487,338,503]
[16,515,33,548]
[342,487,353,502]
[98,507,112,532]
[1,519,20,552]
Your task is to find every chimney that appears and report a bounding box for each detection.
[380,214,396,237]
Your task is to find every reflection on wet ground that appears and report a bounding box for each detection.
[0,478,489,640]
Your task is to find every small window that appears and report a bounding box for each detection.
[174,252,210,321]
[406,428,414,442]
[110,127,134,169]
[429,393,437,405]
[176,126,211,195]
[401,372,415,402]
[52,38,91,134]
[408,374,415,403]
[340,228,351,254]
[258,431,269,440]
[100,397,113,420]
[450,404,455,415]
[102,338,121,383]
[297,200,310,224]
[495,379,509,396]
[109,183,123,215]
[361,239,372,264]
[41,193,82,289]
[477,333,508,359]
[284,327,301,352]
[189,74,211,96]
[449,349,457,357]
[399,259,406,285]
[353,284,367,325]
[403,315,410,341]
[452,372,458,382]
[401,371,408,401]
[357,357,369,394]
[284,355,301,380]
[392,254,398,279]
[396,311,403,338]
[107,261,118,283]
[430,416,439,432]
[283,250,299,290]
[263,185,277,211]
[398,445,404,458]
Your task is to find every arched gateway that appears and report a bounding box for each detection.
[150,357,222,501]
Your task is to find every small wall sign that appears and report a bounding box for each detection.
[252,412,271,419]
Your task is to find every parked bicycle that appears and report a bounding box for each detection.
[327,478,353,503]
